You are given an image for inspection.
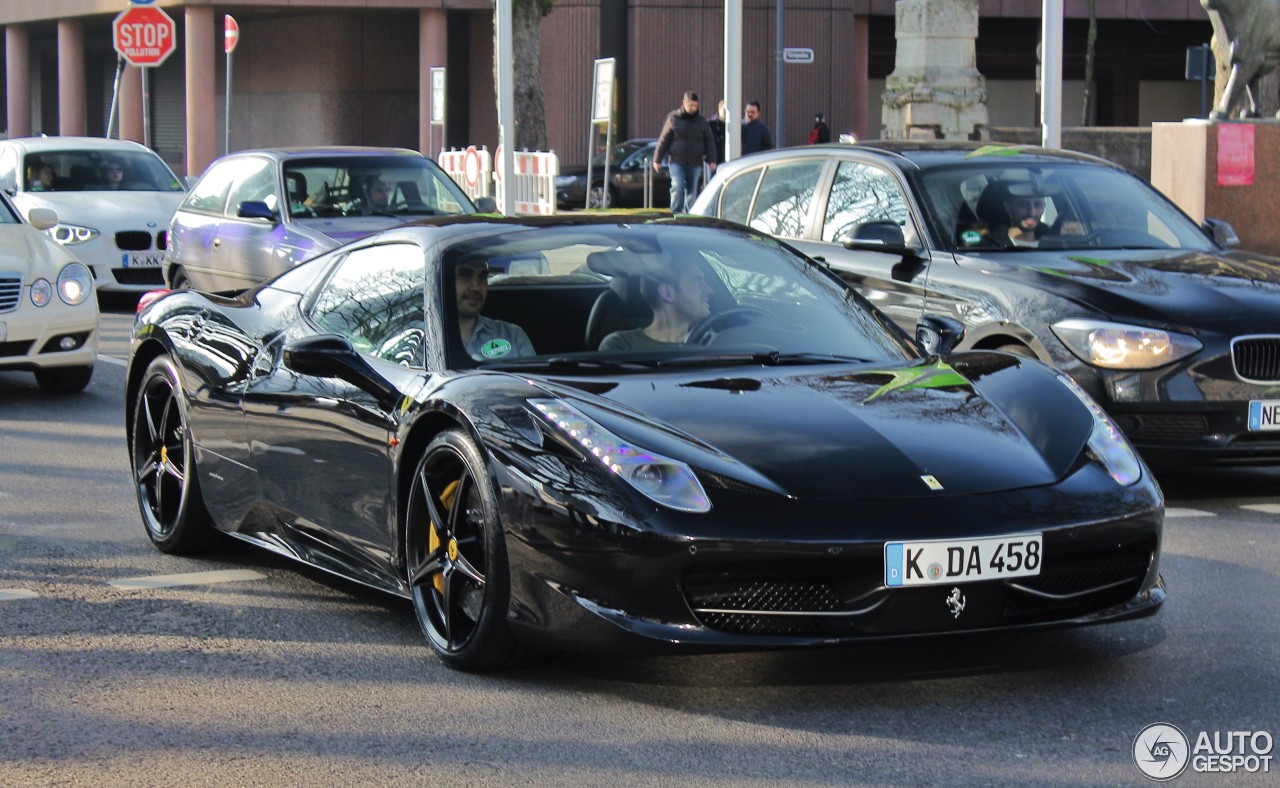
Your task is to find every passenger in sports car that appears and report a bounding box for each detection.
[599,254,712,351]
[456,257,535,360]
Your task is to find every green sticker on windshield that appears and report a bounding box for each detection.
[480,338,513,358]
[961,230,983,245]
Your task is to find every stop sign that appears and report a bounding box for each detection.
[113,5,177,67]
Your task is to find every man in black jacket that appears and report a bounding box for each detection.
[742,101,775,155]
[654,90,717,212]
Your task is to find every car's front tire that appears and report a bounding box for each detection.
[405,429,536,670]
[35,364,93,393]
[170,267,191,291]
[130,356,218,554]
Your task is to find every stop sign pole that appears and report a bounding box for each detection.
[113,3,177,148]
[225,15,239,155]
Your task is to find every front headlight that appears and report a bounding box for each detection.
[1057,373,1142,485]
[1052,318,1201,370]
[45,223,100,246]
[554,175,577,187]
[530,399,711,513]
[57,263,93,305]
[30,278,52,307]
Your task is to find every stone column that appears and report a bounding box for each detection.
[185,6,217,176]
[6,25,31,138]
[419,9,447,156]
[58,18,86,136]
[881,0,988,141]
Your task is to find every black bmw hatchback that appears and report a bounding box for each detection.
[690,141,1280,468]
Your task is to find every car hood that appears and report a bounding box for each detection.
[533,354,1093,499]
[291,215,414,244]
[957,247,1280,332]
[0,222,79,275]
[16,191,184,226]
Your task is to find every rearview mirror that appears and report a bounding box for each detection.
[27,207,58,231]
[474,196,498,213]
[842,220,923,260]
[282,334,401,410]
[916,315,965,356]
[237,200,277,222]
[1202,217,1240,247]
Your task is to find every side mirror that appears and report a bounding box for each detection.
[1202,217,1240,247]
[237,200,277,222]
[916,315,965,356]
[184,175,200,190]
[473,196,498,213]
[282,334,401,410]
[842,220,923,260]
[27,207,58,231]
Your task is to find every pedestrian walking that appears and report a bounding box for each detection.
[741,100,774,155]
[708,100,727,165]
[654,90,717,212]
[807,112,831,144]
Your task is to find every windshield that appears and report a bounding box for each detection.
[441,223,918,371]
[22,149,184,193]
[283,155,474,219]
[590,141,649,167]
[918,161,1218,253]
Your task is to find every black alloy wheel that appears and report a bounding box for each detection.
[406,429,531,670]
[131,356,216,554]
[587,183,614,210]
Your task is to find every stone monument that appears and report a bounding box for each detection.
[1201,0,1280,119]
[881,0,988,140]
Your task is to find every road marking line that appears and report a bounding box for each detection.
[108,569,266,590]
[99,355,128,367]
[0,589,39,600]
[1241,503,1280,515]
[1165,507,1216,518]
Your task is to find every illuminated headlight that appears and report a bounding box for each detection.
[1052,318,1201,370]
[1057,373,1142,485]
[56,263,93,305]
[554,175,577,187]
[530,399,711,513]
[45,223,100,246]
[30,278,53,306]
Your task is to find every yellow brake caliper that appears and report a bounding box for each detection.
[429,479,460,594]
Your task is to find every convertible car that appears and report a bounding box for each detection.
[126,215,1164,671]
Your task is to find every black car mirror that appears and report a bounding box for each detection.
[1202,217,1240,247]
[282,334,401,410]
[237,200,277,223]
[916,315,965,356]
[474,196,498,213]
[842,220,923,260]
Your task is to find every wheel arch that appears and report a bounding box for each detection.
[960,323,1053,362]
[124,337,173,442]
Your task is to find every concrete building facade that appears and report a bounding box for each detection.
[0,1,1212,177]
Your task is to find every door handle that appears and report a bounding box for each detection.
[212,238,221,248]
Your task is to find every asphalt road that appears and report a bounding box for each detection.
[0,304,1276,786]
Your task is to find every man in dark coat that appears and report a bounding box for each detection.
[654,90,717,212]
[741,101,775,156]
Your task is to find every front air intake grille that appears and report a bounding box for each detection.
[115,231,154,251]
[1233,336,1280,383]
[0,273,20,312]
[111,267,164,286]
[1125,415,1209,443]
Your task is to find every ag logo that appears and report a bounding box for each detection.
[1133,722,1189,781]
[480,338,512,358]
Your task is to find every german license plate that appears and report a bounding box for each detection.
[122,252,163,267]
[1248,400,1280,431]
[885,533,1042,587]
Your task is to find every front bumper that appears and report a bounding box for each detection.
[0,301,97,372]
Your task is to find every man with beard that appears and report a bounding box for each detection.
[455,258,535,360]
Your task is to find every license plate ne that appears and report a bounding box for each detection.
[122,252,163,268]
[1248,400,1280,432]
[884,533,1042,587]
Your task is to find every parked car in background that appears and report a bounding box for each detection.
[690,141,1280,468]
[0,190,97,392]
[126,213,1162,671]
[164,147,491,294]
[0,136,186,294]
[555,138,670,210]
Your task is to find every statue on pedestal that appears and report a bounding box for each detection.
[881,0,988,140]
[1202,0,1280,118]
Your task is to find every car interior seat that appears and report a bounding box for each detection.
[70,164,102,190]
[583,250,654,350]
[974,181,1012,230]
[286,172,308,206]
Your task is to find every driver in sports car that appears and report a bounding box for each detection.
[456,257,536,361]
[599,254,712,351]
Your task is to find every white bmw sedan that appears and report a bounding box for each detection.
[0,136,186,294]
[0,191,97,392]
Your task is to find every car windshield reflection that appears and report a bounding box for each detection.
[283,156,473,219]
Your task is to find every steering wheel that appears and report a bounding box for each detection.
[686,307,768,345]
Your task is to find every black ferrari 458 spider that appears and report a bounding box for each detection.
[126,214,1164,670]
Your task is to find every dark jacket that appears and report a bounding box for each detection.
[708,117,726,165]
[742,119,774,155]
[655,108,717,167]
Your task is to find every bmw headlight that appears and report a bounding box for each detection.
[56,263,93,305]
[30,278,52,307]
[1057,374,1142,485]
[530,399,711,513]
[1052,319,1201,370]
[45,223,100,246]
[554,175,577,187]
